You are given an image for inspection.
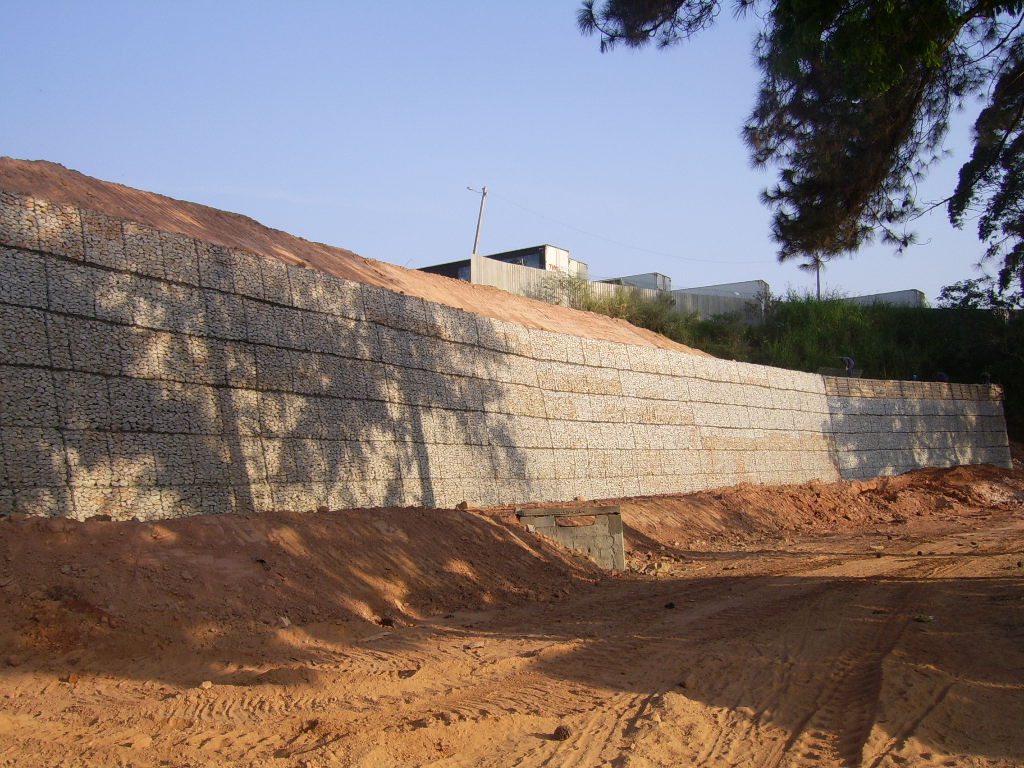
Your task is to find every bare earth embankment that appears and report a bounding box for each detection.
[0,157,705,355]
[2,463,1023,768]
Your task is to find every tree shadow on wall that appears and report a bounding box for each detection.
[0,211,572,671]
[2,207,1021,766]
[0,214,591,678]
[824,392,1010,482]
[12,221,537,519]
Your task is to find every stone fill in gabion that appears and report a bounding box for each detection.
[0,191,1012,519]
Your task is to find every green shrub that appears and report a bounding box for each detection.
[753,295,1023,438]
[537,283,1023,439]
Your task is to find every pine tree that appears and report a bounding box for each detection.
[578,1,1024,292]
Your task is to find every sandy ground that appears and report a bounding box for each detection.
[2,462,1023,768]
[0,158,705,355]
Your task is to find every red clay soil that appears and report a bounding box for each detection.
[2,463,1023,767]
[0,157,707,355]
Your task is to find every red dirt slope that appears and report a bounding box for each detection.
[0,157,707,355]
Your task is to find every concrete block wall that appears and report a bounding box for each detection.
[517,507,626,570]
[0,190,1012,520]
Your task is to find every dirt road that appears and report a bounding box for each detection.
[2,466,1023,767]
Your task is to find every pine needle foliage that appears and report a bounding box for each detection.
[578,1,1024,281]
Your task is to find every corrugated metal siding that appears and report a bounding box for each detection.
[471,255,764,321]
[672,291,763,322]
[587,281,663,304]
[844,290,927,307]
[471,253,552,298]
[674,279,769,299]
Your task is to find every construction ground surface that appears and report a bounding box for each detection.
[2,456,1023,768]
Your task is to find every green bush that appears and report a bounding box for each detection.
[539,283,1023,439]
[750,295,1023,438]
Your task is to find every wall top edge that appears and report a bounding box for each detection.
[823,375,1003,402]
[0,189,999,397]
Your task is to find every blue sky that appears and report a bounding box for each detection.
[3,1,990,302]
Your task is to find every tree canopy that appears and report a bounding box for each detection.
[579,0,1024,292]
[937,275,1024,307]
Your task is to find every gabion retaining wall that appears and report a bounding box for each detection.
[0,190,1012,519]
[824,377,1009,480]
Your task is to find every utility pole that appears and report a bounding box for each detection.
[467,186,487,255]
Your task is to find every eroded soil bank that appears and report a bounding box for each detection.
[2,463,1023,768]
[0,157,704,354]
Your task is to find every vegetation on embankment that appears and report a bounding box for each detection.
[570,286,1024,438]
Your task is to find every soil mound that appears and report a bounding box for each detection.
[1,464,1023,766]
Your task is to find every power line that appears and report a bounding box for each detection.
[489,190,776,265]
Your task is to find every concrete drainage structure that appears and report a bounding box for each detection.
[0,189,1013,520]
[517,507,625,570]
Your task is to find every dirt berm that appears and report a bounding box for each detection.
[2,462,1023,767]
